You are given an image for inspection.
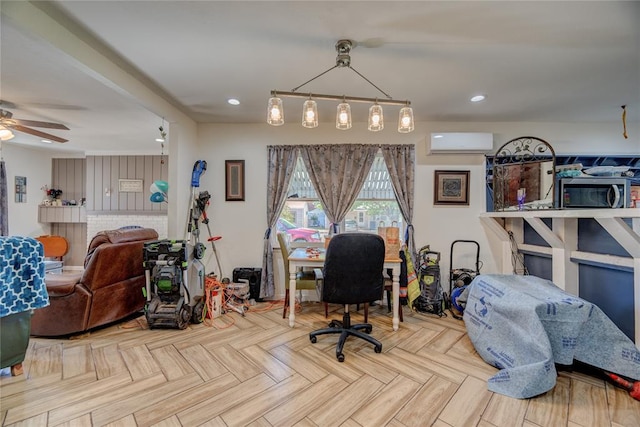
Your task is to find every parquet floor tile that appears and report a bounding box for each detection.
[1,301,639,426]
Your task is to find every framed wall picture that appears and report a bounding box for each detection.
[118,179,143,193]
[434,170,470,206]
[225,160,245,201]
[15,176,27,203]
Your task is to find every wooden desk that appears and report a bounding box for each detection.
[288,247,403,331]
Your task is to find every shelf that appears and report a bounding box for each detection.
[481,208,640,219]
[38,206,87,223]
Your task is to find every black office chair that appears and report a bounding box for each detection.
[309,233,385,362]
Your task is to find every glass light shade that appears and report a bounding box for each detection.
[267,97,284,126]
[336,102,352,130]
[0,125,15,141]
[302,99,318,128]
[368,104,384,131]
[398,106,415,133]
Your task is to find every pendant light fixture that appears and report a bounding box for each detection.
[398,105,415,133]
[267,96,284,126]
[336,101,352,130]
[302,98,318,128]
[268,39,414,133]
[368,102,384,131]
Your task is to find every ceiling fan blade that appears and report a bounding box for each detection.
[12,125,68,143]
[11,118,69,130]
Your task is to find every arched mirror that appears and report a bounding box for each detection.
[492,136,556,211]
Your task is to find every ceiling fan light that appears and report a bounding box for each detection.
[398,106,414,133]
[336,102,352,130]
[368,103,384,131]
[267,97,284,126]
[0,125,15,141]
[302,99,318,128]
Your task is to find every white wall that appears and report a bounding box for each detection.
[196,120,639,293]
[4,119,638,296]
[2,142,53,237]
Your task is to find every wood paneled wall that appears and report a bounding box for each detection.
[47,155,167,267]
[51,159,86,204]
[50,222,87,267]
[86,155,168,212]
[50,159,87,267]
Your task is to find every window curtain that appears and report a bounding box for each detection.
[300,144,378,233]
[260,145,299,299]
[0,149,8,236]
[381,144,415,258]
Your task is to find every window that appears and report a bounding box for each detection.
[279,151,402,243]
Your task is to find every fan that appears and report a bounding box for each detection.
[0,109,69,143]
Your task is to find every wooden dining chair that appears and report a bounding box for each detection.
[277,232,323,319]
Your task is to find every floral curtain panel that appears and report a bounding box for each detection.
[300,144,378,233]
[0,156,8,236]
[381,144,416,258]
[260,145,299,299]
[261,143,415,301]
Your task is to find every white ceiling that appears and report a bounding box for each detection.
[1,1,639,155]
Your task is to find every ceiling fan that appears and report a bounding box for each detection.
[0,109,69,143]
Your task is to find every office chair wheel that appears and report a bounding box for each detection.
[310,336,317,343]
[328,320,342,328]
[374,344,382,353]
[337,353,345,362]
[363,326,372,334]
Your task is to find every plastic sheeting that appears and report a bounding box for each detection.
[463,274,640,398]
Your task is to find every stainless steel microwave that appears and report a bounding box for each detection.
[559,177,630,209]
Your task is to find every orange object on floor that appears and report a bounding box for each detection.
[607,372,640,401]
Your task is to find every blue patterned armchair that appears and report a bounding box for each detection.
[0,236,49,375]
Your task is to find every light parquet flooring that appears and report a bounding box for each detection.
[1,301,639,427]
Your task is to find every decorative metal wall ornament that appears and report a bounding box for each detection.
[492,136,556,211]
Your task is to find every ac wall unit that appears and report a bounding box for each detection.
[429,132,494,153]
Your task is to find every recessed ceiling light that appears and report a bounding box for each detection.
[155,138,165,142]
[433,134,444,139]
[227,98,240,105]
[470,95,486,103]
[42,139,52,144]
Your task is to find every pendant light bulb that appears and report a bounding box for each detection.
[336,102,352,130]
[398,106,414,133]
[267,96,284,126]
[302,99,318,128]
[368,103,384,131]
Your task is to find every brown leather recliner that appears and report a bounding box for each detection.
[30,227,159,337]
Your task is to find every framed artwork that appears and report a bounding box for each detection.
[118,179,143,193]
[15,176,27,203]
[434,170,470,206]
[225,160,245,201]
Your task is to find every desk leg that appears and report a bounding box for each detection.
[392,265,400,331]
[289,271,297,327]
